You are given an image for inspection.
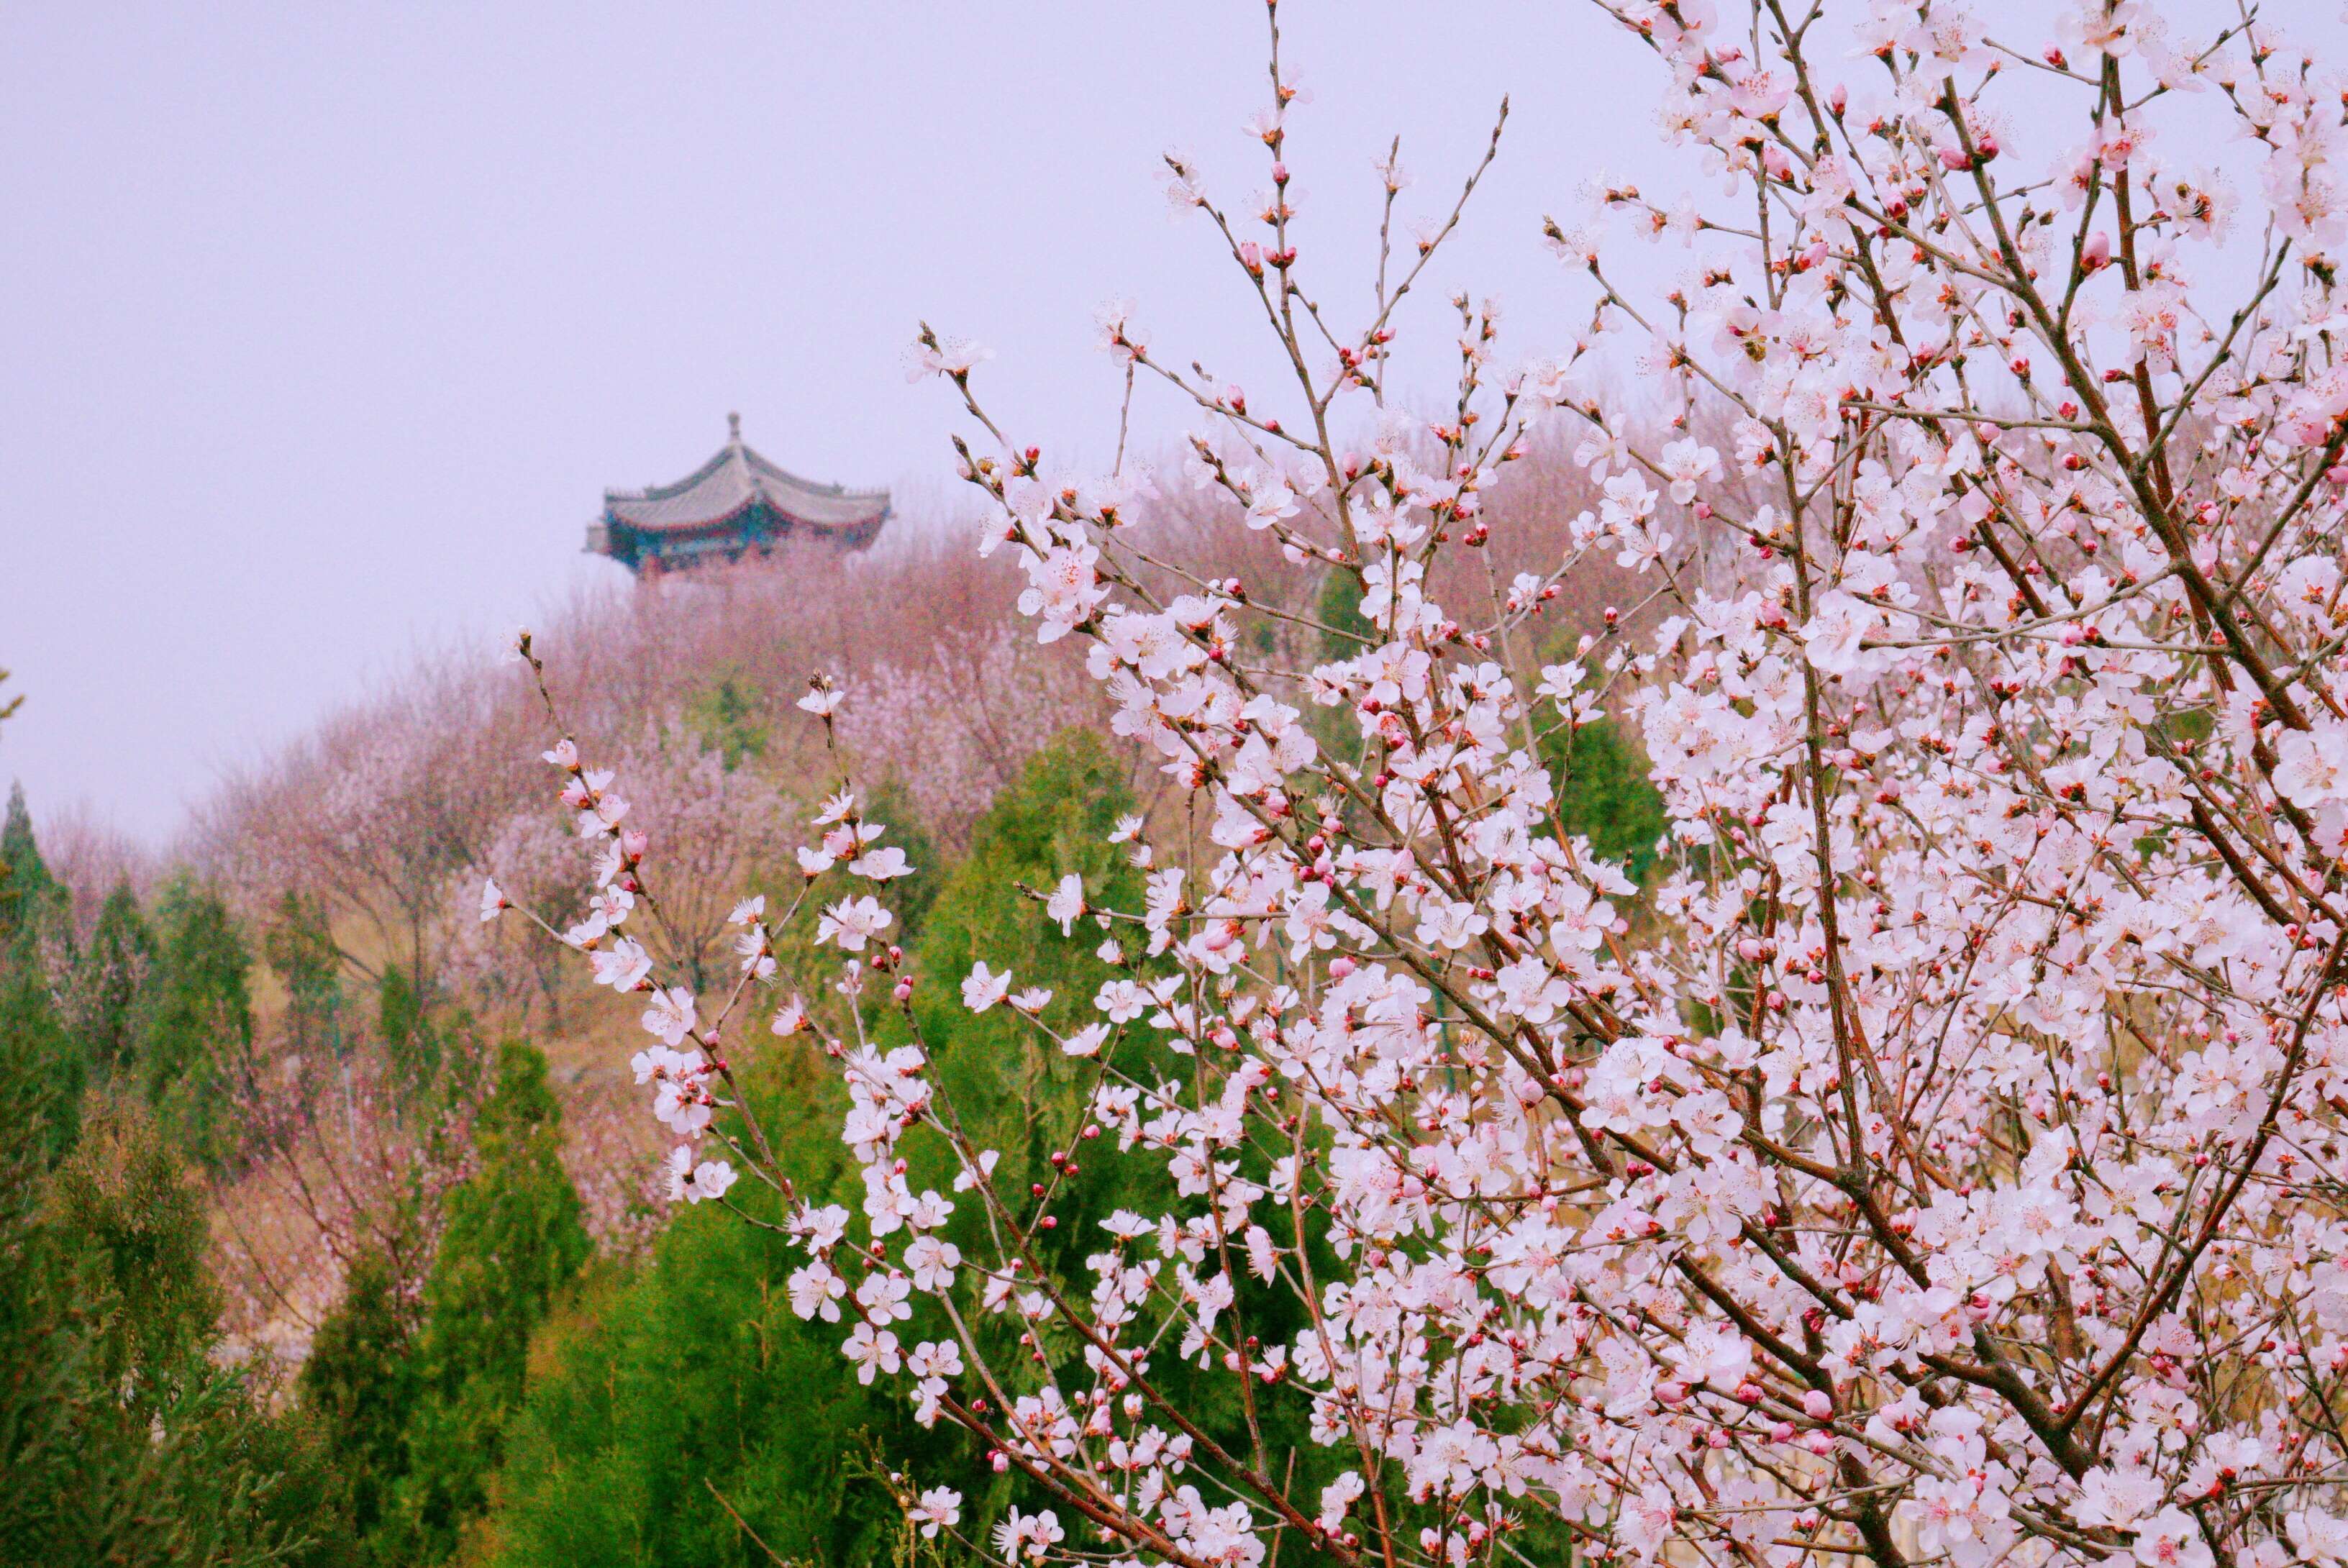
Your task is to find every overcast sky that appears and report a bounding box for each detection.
[0,0,2306,842]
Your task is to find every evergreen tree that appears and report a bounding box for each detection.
[861,775,943,944]
[72,879,153,1078]
[1539,715,1671,884]
[0,931,79,1164]
[0,1085,350,1566]
[904,728,1175,1267]
[377,962,444,1095]
[300,1246,422,1548]
[0,793,83,1161]
[265,888,347,1061]
[684,672,771,769]
[378,1041,591,1564]
[133,876,257,1169]
[47,1098,221,1390]
[483,1053,947,1568]
[0,782,60,944]
[910,727,1145,1118]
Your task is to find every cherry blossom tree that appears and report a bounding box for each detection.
[491,4,2348,1566]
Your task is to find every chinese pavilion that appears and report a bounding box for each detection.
[586,414,891,575]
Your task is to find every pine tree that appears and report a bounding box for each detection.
[377,962,444,1095]
[265,888,347,1061]
[906,728,1163,1252]
[0,791,83,1162]
[47,1098,221,1391]
[0,931,79,1165]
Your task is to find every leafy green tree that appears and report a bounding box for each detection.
[378,961,447,1096]
[378,1041,591,1564]
[47,1098,221,1390]
[133,876,258,1169]
[0,796,85,1160]
[684,673,771,769]
[904,731,1156,1235]
[863,775,943,944]
[479,740,1146,1568]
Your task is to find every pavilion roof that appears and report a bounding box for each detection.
[603,414,889,533]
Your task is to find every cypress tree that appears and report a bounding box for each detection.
[134,876,257,1169]
[1539,715,1670,883]
[482,1050,943,1568]
[300,1246,422,1549]
[0,1088,350,1566]
[379,1041,591,1563]
[0,782,60,944]
[265,888,346,1062]
[72,879,153,1078]
[0,931,78,1165]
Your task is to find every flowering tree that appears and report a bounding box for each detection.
[489,3,2348,1565]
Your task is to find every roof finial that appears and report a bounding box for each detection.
[727,410,742,445]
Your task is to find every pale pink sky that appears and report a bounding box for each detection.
[0,0,2285,840]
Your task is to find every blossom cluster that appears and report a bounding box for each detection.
[488,4,2348,1566]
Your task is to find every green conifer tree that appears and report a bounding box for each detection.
[0,1086,350,1566]
[133,876,257,1169]
[0,931,79,1165]
[379,1041,591,1563]
[1539,716,1671,883]
[481,1053,944,1568]
[0,782,60,945]
[73,879,153,1078]
[300,1245,422,1548]
[266,888,347,1061]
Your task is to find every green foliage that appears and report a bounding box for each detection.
[684,673,771,769]
[865,775,944,944]
[267,889,347,1060]
[1541,716,1670,883]
[0,797,84,1162]
[894,729,1343,1533]
[47,1099,222,1390]
[478,739,1159,1568]
[0,811,347,1562]
[0,781,61,944]
[134,876,257,1170]
[301,1246,422,1548]
[484,1051,949,1568]
[375,963,489,1111]
[0,929,81,1165]
[0,1070,349,1567]
[378,961,443,1093]
[73,880,152,1077]
[901,731,1163,1245]
[376,1041,592,1564]
[1316,560,1377,655]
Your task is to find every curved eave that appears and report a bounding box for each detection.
[601,493,888,537]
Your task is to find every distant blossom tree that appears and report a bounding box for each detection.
[487,4,2348,1567]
